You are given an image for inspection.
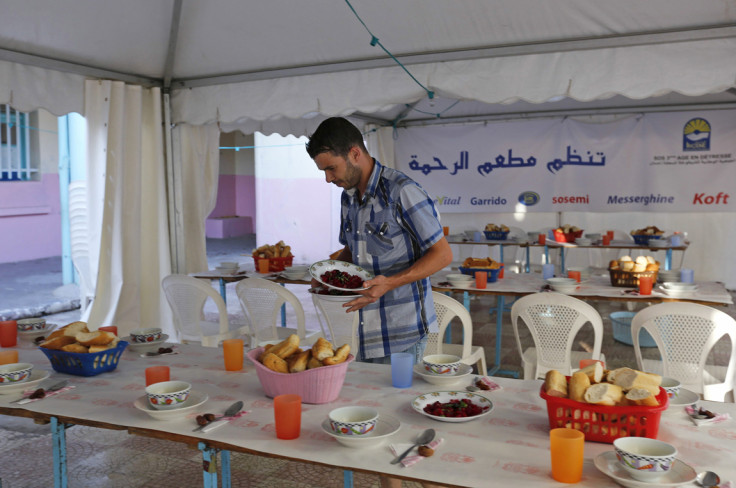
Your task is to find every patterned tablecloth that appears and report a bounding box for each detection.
[2,341,736,487]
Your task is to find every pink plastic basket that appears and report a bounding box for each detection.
[246,347,354,404]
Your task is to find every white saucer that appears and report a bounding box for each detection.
[667,388,700,409]
[18,323,57,341]
[594,451,696,488]
[133,390,209,420]
[124,334,170,352]
[321,413,401,448]
[413,363,472,386]
[659,287,696,298]
[0,370,51,395]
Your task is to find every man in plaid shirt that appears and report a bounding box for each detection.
[306,117,453,363]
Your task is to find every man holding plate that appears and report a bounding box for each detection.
[306,117,453,366]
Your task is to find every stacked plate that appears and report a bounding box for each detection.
[413,363,472,386]
[660,282,697,297]
[657,269,681,283]
[546,277,578,294]
[446,274,473,289]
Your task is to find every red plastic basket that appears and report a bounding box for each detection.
[539,379,669,443]
[253,255,293,272]
[553,229,584,243]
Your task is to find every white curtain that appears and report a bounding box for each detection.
[83,80,172,337]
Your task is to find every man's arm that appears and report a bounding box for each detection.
[311,246,353,289]
[344,237,452,312]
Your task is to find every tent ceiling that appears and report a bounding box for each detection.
[1,0,736,134]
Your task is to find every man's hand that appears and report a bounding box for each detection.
[342,275,390,312]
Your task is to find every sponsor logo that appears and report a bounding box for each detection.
[693,192,729,205]
[434,196,461,205]
[470,196,507,206]
[517,192,539,206]
[607,194,675,206]
[552,195,589,205]
[683,117,710,151]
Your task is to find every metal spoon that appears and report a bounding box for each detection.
[695,471,721,488]
[12,379,69,404]
[192,400,244,432]
[391,428,435,464]
[466,376,480,392]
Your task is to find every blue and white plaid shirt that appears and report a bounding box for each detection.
[340,160,443,360]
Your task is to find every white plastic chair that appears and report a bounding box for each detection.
[69,181,95,319]
[426,292,487,375]
[631,302,736,402]
[311,294,360,353]
[235,277,323,347]
[162,274,250,347]
[511,292,604,380]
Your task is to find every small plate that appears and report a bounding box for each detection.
[659,287,696,298]
[309,260,374,293]
[662,282,697,290]
[0,370,51,395]
[133,390,209,420]
[667,388,700,409]
[413,363,472,386]
[18,323,58,341]
[594,451,696,488]
[124,334,170,353]
[411,390,493,423]
[321,413,401,448]
[308,288,361,302]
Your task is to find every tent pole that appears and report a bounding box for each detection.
[163,92,181,273]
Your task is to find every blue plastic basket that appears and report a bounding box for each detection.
[39,341,128,376]
[610,312,656,347]
[459,265,503,283]
[483,230,509,241]
[632,234,662,246]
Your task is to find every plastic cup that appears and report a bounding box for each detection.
[99,326,118,336]
[550,428,585,483]
[223,338,244,371]
[473,231,483,242]
[498,266,505,279]
[274,394,301,440]
[670,234,682,246]
[602,235,611,246]
[538,233,546,245]
[568,270,581,283]
[680,268,694,283]
[391,352,413,388]
[0,349,19,365]
[0,320,18,347]
[638,276,653,295]
[145,366,170,386]
[579,359,604,369]
[258,258,270,273]
[542,263,555,280]
[475,271,487,289]
[606,230,615,240]
[442,226,449,236]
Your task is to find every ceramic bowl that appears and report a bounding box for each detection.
[613,437,677,482]
[447,273,474,288]
[585,233,602,240]
[282,265,309,280]
[422,354,462,375]
[660,377,681,399]
[145,380,191,410]
[0,362,34,384]
[130,327,163,343]
[575,238,592,246]
[219,261,239,269]
[17,318,46,331]
[663,282,697,291]
[328,406,379,436]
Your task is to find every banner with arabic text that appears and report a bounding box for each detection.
[394,110,735,213]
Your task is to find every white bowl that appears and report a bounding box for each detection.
[551,284,578,294]
[546,277,577,286]
[145,380,191,410]
[575,238,592,246]
[649,239,669,248]
[663,282,697,290]
[446,273,473,281]
[661,377,681,399]
[321,414,400,448]
[414,363,472,386]
[422,354,462,375]
[328,406,379,436]
[219,261,239,269]
[613,437,677,482]
[0,363,34,384]
[129,327,163,343]
[17,318,46,331]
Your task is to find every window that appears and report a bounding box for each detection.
[0,105,33,181]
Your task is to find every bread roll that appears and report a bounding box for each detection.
[609,260,620,270]
[544,370,568,398]
[286,350,310,373]
[323,344,350,365]
[312,337,335,361]
[584,383,623,406]
[635,256,648,266]
[307,356,323,370]
[40,335,76,350]
[619,255,633,262]
[262,352,289,374]
[622,261,635,272]
[61,343,89,353]
[269,334,300,359]
[646,256,656,265]
[75,330,116,346]
[569,371,591,402]
[61,321,89,337]
[578,361,604,383]
[625,388,659,407]
[632,263,647,273]
[611,367,661,395]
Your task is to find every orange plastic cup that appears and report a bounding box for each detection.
[145,366,170,386]
[475,271,487,289]
[223,338,244,371]
[274,394,301,440]
[99,326,118,336]
[601,235,611,246]
[0,320,18,347]
[0,349,19,365]
[499,266,505,279]
[606,230,615,240]
[538,233,546,245]
[442,226,449,236]
[638,276,653,295]
[550,428,585,483]
[568,270,581,283]
[258,258,270,273]
[579,359,605,369]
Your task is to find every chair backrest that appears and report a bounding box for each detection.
[69,181,95,317]
[426,292,472,359]
[311,294,360,352]
[631,302,736,401]
[235,277,306,344]
[511,292,603,379]
[161,274,231,347]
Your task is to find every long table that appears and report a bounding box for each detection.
[2,341,736,488]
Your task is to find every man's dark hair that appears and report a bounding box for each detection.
[306,117,367,159]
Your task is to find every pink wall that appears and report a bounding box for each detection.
[208,174,256,228]
[0,174,62,263]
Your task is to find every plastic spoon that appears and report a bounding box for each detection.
[391,428,435,464]
[695,471,721,488]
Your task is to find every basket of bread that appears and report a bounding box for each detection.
[540,363,668,443]
[553,224,583,243]
[483,223,510,240]
[38,321,127,376]
[608,255,659,287]
[459,257,504,282]
[246,335,353,404]
[252,241,294,272]
[630,226,665,246]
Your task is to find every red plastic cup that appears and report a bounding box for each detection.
[145,366,170,386]
[568,270,581,283]
[274,394,301,440]
[99,326,118,336]
[475,271,487,289]
[0,320,18,347]
[601,235,611,246]
[538,233,546,245]
[638,276,653,295]
[498,266,505,279]
[606,230,615,240]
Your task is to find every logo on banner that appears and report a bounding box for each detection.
[683,118,711,151]
[518,192,540,206]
